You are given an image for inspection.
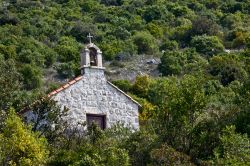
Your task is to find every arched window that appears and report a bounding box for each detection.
[89,47,97,66]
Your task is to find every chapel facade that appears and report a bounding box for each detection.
[43,42,140,130]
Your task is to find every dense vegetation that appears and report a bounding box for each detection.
[0,0,250,165]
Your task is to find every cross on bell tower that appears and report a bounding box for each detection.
[80,34,104,75]
[87,33,93,44]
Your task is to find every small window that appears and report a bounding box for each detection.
[86,114,106,130]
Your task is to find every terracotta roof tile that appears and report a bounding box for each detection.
[63,84,70,88]
[68,80,76,85]
[19,76,83,114]
[75,76,82,81]
[48,76,83,97]
[56,87,64,92]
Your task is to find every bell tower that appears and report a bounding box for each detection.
[80,34,105,75]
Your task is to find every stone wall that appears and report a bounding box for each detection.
[53,67,139,130]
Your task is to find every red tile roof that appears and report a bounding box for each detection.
[47,76,83,97]
[19,75,141,115]
[19,76,83,114]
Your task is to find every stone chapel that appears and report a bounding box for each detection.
[24,41,140,130]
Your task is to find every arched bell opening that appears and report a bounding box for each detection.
[89,47,98,66]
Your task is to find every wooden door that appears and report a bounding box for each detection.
[87,114,106,130]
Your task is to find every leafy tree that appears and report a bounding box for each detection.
[208,54,248,86]
[70,22,97,43]
[148,75,207,157]
[132,75,152,98]
[0,109,48,165]
[130,94,157,121]
[122,128,158,165]
[24,97,69,144]
[159,49,207,76]
[234,80,250,135]
[49,124,130,166]
[191,35,224,57]
[0,1,250,164]
[56,36,81,62]
[0,44,16,59]
[158,51,186,76]
[133,31,157,55]
[213,126,250,165]
[0,58,21,110]
[232,31,249,48]
[143,5,163,22]
[112,79,132,92]
[100,40,125,60]
[159,40,178,51]
[190,16,220,37]
[101,0,124,6]
[20,64,43,90]
[56,62,79,78]
[146,22,163,39]
[150,144,195,165]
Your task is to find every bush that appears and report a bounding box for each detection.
[133,31,158,55]
[146,22,163,38]
[190,16,220,36]
[100,39,136,61]
[0,44,16,59]
[56,36,80,62]
[0,59,21,110]
[160,40,178,51]
[122,129,158,165]
[49,124,130,166]
[213,126,250,165]
[112,80,132,92]
[70,22,97,43]
[20,64,42,90]
[150,144,195,165]
[132,75,152,98]
[101,0,124,6]
[158,51,185,76]
[191,35,224,57]
[0,109,48,165]
[208,55,247,86]
[56,62,78,78]
[143,5,163,22]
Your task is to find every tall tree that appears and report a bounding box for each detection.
[0,109,48,165]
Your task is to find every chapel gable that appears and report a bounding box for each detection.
[22,34,140,131]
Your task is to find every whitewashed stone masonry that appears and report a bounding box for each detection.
[23,42,140,131]
[53,68,140,130]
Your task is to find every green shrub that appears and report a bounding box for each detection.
[160,40,178,51]
[112,80,132,92]
[56,36,80,62]
[213,126,250,165]
[20,64,43,90]
[208,55,247,85]
[132,75,152,98]
[0,44,16,59]
[133,31,157,55]
[146,22,163,38]
[158,51,185,76]
[191,35,224,57]
[150,144,195,165]
[0,109,49,165]
[56,62,78,78]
